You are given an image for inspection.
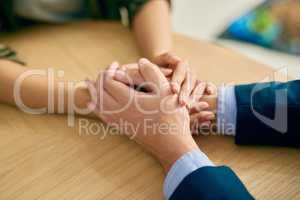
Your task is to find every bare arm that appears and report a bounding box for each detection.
[132,0,172,60]
[132,1,196,103]
[0,60,92,115]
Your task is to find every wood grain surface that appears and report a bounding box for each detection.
[0,21,299,200]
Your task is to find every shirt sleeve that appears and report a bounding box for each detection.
[163,149,214,200]
[0,44,25,65]
[217,85,237,136]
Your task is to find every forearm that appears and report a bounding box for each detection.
[132,0,172,60]
[0,60,91,115]
[158,135,199,173]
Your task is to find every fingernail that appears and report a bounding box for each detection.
[179,94,186,106]
[115,70,124,79]
[87,102,96,111]
[202,101,209,108]
[205,113,215,120]
[187,100,193,110]
[183,96,189,107]
[179,97,184,106]
[171,55,181,64]
[179,100,186,107]
[196,102,209,111]
[162,68,173,75]
[111,61,119,69]
[139,58,150,66]
[171,83,180,93]
[207,88,213,94]
[173,55,181,61]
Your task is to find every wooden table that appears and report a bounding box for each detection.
[0,22,299,200]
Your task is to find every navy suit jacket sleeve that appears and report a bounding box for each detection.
[234,80,300,147]
[170,166,254,200]
[169,81,300,200]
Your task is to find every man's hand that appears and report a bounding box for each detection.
[114,63,173,86]
[113,56,217,133]
[86,59,199,172]
[189,82,218,133]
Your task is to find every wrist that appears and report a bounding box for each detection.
[157,131,199,173]
[74,86,91,110]
[160,145,199,174]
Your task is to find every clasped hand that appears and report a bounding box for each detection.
[85,54,216,172]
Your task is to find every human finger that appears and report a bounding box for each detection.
[206,82,217,95]
[171,61,188,94]
[190,111,215,124]
[153,52,181,67]
[179,72,196,106]
[138,58,169,94]
[103,62,134,104]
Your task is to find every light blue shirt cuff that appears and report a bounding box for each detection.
[163,149,214,200]
[217,85,237,136]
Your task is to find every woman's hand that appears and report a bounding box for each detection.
[189,82,218,134]
[153,52,200,107]
[153,52,186,93]
[112,57,216,133]
[86,59,199,172]
[114,63,173,86]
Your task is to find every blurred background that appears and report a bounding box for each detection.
[172,0,300,78]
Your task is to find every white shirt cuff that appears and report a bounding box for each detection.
[217,85,237,136]
[163,149,214,200]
